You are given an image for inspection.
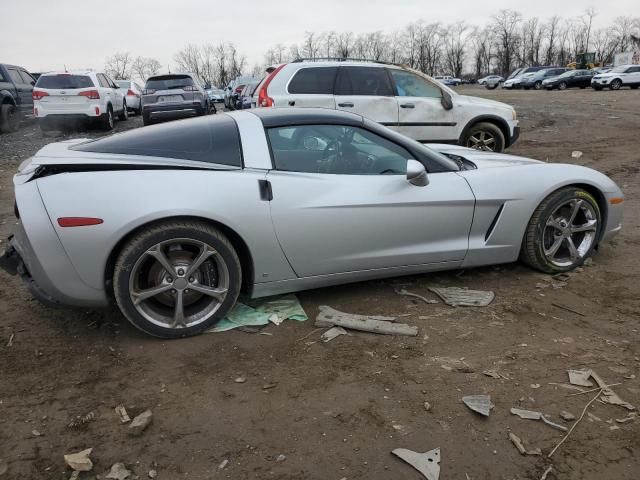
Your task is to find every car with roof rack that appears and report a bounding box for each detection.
[252,58,519,152]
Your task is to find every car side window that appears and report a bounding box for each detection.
[288,67,337,94]
[389,69,442,98]
[96,74,109,88]
[105,75,118,88]
[8,69,23,84]
[268,124,410,175]
[19,70,35,84]
[335,67,394,96]
[0,70,5,82]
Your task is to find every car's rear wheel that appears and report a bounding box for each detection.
[462,122,505,152]
[118,101,128,121]
[113,220,241,338]
[520,187,601,273]
[102,105,114,130]
[0,103,19,133]
[610,79,622,90]
[534,81,543,90]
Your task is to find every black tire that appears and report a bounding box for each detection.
[520,187,602,274]
[523,86,530,90]
[102,105,114,130]
[0,103,20,133]
[485,84,498,90]
[610,79,622,90]
[462,122,505,152]
[592,86,603,91]
[534,81,543,90]
[630,85,639,89]
[558,82,567,90]
[113,220,242,338]
[118,101,128,121]
[39,120,55,134]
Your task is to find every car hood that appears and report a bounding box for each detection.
[429,144,543,168]
[455,95,513,112]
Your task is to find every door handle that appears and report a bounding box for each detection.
[258,179,273,201]
[400,103,415,108]
[338,102,354,108]
[288,100,295,106]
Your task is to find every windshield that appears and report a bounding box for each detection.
[558,71,575,78]
[116,80,130,88]
[146,75,195,90]
[36,74,94,89]
[610,66,628,73]
[507,69,522,79]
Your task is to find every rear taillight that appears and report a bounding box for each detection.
[32,90,49,100]
[126,89,139,97]
[235,86,244,93]
[258,64,286,107]
[78,90,100,100]
[142,89,155,95]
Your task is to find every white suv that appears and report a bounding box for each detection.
[32,71,127,132]
[254,61,519,152]
[591,65,640,91]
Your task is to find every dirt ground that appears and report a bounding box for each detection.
[0,87,639,480]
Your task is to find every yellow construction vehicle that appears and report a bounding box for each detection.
[567,52,600,70]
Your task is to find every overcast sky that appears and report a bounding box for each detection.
[2,0,637,74]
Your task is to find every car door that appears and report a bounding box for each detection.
[282,66,336,108]
[17,69,35,110]
[105,74,124,110]
[265,123,475,277]
[627,66,640,85]
[7,67,33,112]
[387,68,456,143]
[334,66,398,125]
[96,74,113,107]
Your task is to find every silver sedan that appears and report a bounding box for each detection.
[0,109,623,338]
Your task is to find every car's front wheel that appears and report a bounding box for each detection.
[610,79,622,90]
[534,81,543,90]
[462,122,505,152]
[113,220,242,338]
[520,187,601,273]
[0,103,19,133]
[558,82,567,90]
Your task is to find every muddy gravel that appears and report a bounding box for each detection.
[0,89,639,480]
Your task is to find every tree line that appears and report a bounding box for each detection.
[105,8,640,86]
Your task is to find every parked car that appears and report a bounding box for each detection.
[254,60,519,152]
[434,75,461,86]
[520,68,569,90]
[230,84,247,110]
[0,108,622,338]
[224,76,256,109]
[141,73,210,126]
[236,81,260,109]
[502,67,550,89]
[591,65,640,91]
[543,69,594,90]
[33,71,127,132]
[478,75,503,85]
[116,80,144,115]
[0,63,36,133]
[206,88,225,104]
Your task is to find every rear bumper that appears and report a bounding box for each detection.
[144,103,202,120]
[36,102,101,118]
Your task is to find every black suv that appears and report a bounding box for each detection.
[0,63,36,133]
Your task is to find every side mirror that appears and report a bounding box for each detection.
[406,159,429,187]
[441,91,453,110]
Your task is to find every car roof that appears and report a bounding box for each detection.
[248,107,364,128]
[40,70,96,76]
[287,60,397,69]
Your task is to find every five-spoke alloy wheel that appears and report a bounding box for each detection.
[114,221,241,338]
[463,122,505,152]
[521,187,601,273]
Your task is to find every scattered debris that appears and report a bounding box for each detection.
[68,411,96,429]
[148,470,157,478]
[568,383,621,396]
[428,287,494,307]
[115,405,130,424]
[64,448,93,472]
[32,429,42,437]
[540,465,553,480]
[591,371,635,411]
[568,369,594,387]
[315,306,417,336]
[560,411,576,421]
[510,408,567,431]
[262,383,277,390]
[392,447,440,480]
[616,413,637,424]
[424,401,432,412]
[6,334,13,347]
[462,395,494,416]
[571,150,583,159]
[549,388,603,457]
[531,384,541,389]
[276,454,287,462]
[235,377,247,384]
[321,326,348,343]
[128,410,152,436]
[586,412,601,422]
[395,288,438,305]
[552,303,584,317]
[69,471,80,480]
[105,462,132,480]
[218,459,229,470]
[482,369,508,380]
[508,433,541,456]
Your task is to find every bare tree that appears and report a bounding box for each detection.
[581,7,597,52]
[105,52,133,79]
[492,10,523,74]
[543,16,561,65]
[174,44,203,78]
[444,22,468,76]
[132,56,161,82]
[335,32,354,58]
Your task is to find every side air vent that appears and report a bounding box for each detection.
[485,204,505,242]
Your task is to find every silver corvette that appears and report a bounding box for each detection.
[0,109,623,338]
